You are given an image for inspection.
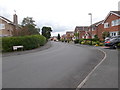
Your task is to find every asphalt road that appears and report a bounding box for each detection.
[2,41,104,88]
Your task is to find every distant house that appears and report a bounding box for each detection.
[96,21,104,40]
[66,31,74,40]
[86,20,104,39]
[61,34,66,40]
[74,26,89,39]
[0,14,20,37]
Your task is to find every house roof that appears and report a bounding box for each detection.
[0,16,14,25]
[75,26,89,31]
[66,31,74,33]
[103,11,120,23]
[90,20,104,26]
[111,11,120,16]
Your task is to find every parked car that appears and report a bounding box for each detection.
[104,35,120,49]
[105,37,111,42]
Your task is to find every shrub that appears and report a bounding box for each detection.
[2,35,46,52]
[79,39,84,44]
[74,39,79,44]
[67,39,70,43]
[65,40,67,42]
[92,41,97,45]
[99,43,104,46]
[81,41,85,44]
[60,39,64,42]
[117,43,120,46]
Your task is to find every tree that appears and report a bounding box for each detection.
[93,35,99,41]
[57,33,61,41]
[74,32,79,39]
[20,17,40,36]
[42,26,52,39]
[102,31,110,39]
[22,17,36,26]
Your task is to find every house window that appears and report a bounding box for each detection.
[111,19,120,26]
[104,22,109,28]
[110,32,118,36]
[114,33,116,36]
[0,24,5,29]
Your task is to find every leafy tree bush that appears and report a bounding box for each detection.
[42,26,52,39]
[102,31,110,39]
[99,43,104,46]
[2,35,46,52]
[93,35,99,41]
[74,39,79,44]
[13,17,40,36]
[79,39,84,44]
[60,39,64,42]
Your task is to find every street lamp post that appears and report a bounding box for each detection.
[88,13,92,45]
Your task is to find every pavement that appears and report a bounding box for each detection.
[74,44,119,89]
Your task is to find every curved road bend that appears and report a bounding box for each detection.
[3,41,105,88]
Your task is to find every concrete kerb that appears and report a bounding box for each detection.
[76,47,107,90]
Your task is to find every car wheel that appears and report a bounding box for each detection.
[113,44,117,49]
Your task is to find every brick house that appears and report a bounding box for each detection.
[86,11,120,40]
[102,11,120,37]
[74,26,89,39]
[0,14,19,37]
[96,21,104,40]
[86,20,103,40]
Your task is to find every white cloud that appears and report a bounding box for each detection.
[0,0,119,36]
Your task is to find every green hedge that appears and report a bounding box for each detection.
[0,38,2,52]
[2,35,46,52]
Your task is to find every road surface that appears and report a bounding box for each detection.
[2,41,104,88]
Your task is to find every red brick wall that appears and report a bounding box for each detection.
[97,24,104,40]
[104,14,120,32]
[79,31,85,38]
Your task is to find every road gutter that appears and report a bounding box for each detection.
[76,48,107,90]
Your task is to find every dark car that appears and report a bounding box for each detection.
[104,35,120,49]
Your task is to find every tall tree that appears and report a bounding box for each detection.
[42,26,52,39]
[57,33,61,41]
[22,17,36,26]
[20,17,40,36]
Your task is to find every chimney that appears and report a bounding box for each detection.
[13,14,18,26]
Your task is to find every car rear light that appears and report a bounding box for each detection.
[106,41,111,43]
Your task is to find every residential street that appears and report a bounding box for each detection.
[3,41,105,88]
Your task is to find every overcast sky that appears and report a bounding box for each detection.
[0,0,120,36]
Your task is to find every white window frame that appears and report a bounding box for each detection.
[111,19,120,26]
[104,22,109,28]
[0,24,5,29]
[110,31,118,37]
